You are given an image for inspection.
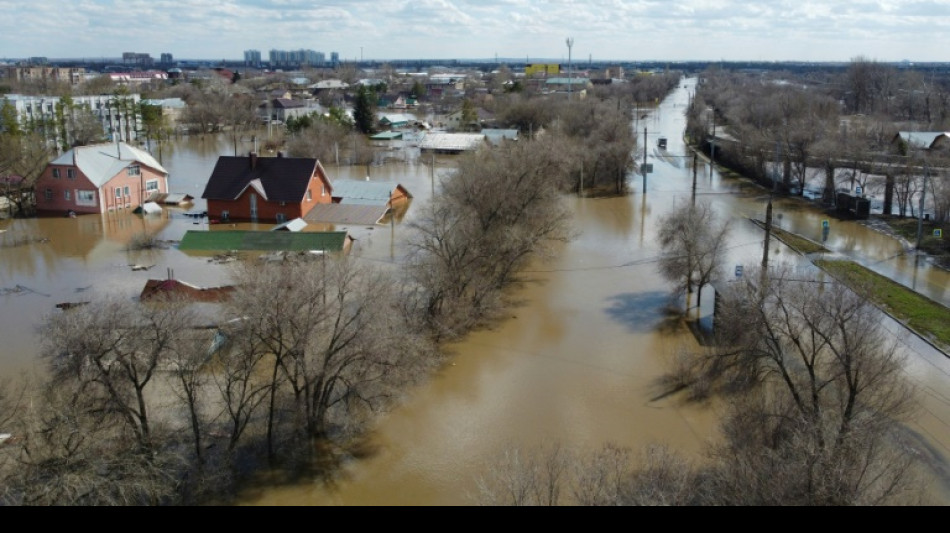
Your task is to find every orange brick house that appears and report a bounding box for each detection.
[201,152,333,223]
[35,142,169,215]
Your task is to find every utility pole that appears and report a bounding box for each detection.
[916,165,929,251]
[762,194,773,269]
[692,152,698,206]
[565,37,574,101]
[642,126,648,193]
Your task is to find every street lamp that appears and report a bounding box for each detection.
[565,37,574,101]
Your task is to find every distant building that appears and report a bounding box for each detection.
[244,49,262,68]
[269,48,323,68]
[122,52,153,67]
[160,53,174,65]
[525,63,560,77]
[330,52,339,66]
[3,66,86,86]
[2,93,143,144]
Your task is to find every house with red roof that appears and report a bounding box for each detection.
[200,152,333,223]
[35,142,169,215]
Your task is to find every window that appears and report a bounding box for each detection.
[127,165,141,176]
[307,190,313,201]
[52,168,60,178]
[123,186,130,197]
[321,185,326,196]
[64,190,71,201]
[76,190,96,207]
[276,213,286,223]
[115,187,122,199]
[221,210,230,221]
[67,168,75,179]
[145,179,159,192]
[44,188,53,201]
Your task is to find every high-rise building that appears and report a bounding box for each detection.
[244,49,262,68]
[330,52,339,66]
[267,49,323,68]
[160,53,174,65]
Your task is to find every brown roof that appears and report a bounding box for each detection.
[201,155,323,203]
[140,279,235,302]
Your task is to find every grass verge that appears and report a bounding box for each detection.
[750,219,830,255]
[815,258,950,351]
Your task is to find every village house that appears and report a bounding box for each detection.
[35,142,169,215]
[259,98,321,124]
[892,131,950,153]
[201,152,333,223]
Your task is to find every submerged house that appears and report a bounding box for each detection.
[200,152,333,223]
[35,142,169,215]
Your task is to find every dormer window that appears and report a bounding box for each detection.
[127,165,141,176]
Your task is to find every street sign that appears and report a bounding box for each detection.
[735,265,743,278]
[936,229,943,238]
[855,186,863,195]
[642,164,654,173]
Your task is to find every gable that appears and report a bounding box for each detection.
[202,155,319,203]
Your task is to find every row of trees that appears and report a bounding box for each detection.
[687,61,950,223]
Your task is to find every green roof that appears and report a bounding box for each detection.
[178,230,348,252]
[370,131,403,140]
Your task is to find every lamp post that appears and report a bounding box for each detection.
[565,37,574,101]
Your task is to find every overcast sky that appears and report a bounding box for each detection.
[2,0,948,63]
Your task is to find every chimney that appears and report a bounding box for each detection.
[249,152,257,169]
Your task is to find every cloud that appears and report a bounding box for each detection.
[1,0,949,61]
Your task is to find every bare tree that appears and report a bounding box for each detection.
[655,199,731,310]
[41,297,192,455]
[404,138,573,339]
[664,265,926,505]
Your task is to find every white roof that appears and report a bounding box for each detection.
[897,131,949,149]
[309,79,349,90]
[50,142,167,188]
[419,132,486,152]
[271,217,308,232]
[378,113,416,124]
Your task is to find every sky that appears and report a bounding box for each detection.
[2,0,950,63]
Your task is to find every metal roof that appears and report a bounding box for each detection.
[178,230,349,252]
[330,179,405,206]
[271,217,308,232]
[50,142,168,188]
[303,203,388,226]
[419,132,486,152]
[371,131,403,140]
[482,128,519,145]
[896,131,949,149]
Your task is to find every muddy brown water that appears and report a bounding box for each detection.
[1,79,949,504]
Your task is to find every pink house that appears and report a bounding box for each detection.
[35,142,169,215]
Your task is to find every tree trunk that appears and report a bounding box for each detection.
[883,174,894,216]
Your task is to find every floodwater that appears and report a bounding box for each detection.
[1,79,949,505]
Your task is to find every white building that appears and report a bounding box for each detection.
[2,93,143,146]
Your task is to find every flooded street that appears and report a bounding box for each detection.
[1,78,949,505]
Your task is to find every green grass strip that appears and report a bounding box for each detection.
[750,219,830,255]
[815,258,950,351]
